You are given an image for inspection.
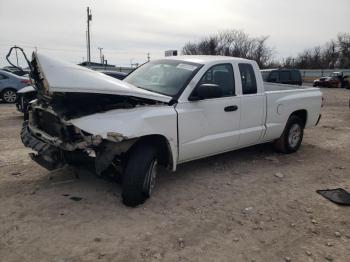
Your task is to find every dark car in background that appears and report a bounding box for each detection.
[313,72,349,88]
[261,69,302,86]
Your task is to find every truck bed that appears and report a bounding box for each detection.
[261,82,322,143]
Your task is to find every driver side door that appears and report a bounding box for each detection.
[176,63,241,162]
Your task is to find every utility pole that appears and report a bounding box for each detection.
[86,7,92,64]
[147,52,150,62]
[14,45,19,67]
[98,47,103,64]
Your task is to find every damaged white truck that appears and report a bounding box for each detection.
[21,53,322,206]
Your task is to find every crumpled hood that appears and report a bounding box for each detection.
[33,52,172,103]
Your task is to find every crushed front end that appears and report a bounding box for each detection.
[20,52,139,174]
[21,104,103,170]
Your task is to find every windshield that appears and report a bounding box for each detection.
[124,59,202,97]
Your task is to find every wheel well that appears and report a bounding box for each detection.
[290,109,307,127]
[130,135,172,168]
[1,87,17,94]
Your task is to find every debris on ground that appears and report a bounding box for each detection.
[264,156,280,163]
[241,207,254,214]
[69,196,82,201]
[305,250,312,256]
[316,188,350,206]
[325,255,334,261]
[274,172,285,178]
[178,237,185,248]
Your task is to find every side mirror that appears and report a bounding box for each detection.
[189,83,222,101]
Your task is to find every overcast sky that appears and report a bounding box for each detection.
[0,0,349,68]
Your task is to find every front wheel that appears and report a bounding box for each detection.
[2,89,18,103]
[122,143,158,207]
[274,115,304,153]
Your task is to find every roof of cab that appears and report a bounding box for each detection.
[163,55,251,64]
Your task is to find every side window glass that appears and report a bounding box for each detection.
[279,71,291,82]
[291,70,301,81]
[239,63,257,94]
[198,64,235,97]
[268,71,279,82]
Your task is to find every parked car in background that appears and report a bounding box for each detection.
[22,53,322,206]
[313,72,349,88]
[261,69,302,86]
[98,70,128,80]
[0,69,31,103]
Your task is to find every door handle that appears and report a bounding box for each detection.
[224,105,238,112]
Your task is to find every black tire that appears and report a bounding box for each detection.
[1,88,18,103]
[274,115,304,154]
[122,142,158,207]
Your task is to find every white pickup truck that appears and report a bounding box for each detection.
[22,53,322,206]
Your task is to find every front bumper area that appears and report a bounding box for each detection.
[21,121,64,170]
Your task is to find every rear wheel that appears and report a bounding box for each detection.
[1,88,18,103]
[122,143,158,207]
[274,115,304,153]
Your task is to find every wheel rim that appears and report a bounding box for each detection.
[143,159,158,196]
[3,90,17,103]
[288,123,301,148]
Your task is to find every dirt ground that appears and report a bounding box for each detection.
[0,88,350,262]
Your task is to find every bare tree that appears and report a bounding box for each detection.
[182,29,274,68]
[288,33,350,69]
[337,33,350,68]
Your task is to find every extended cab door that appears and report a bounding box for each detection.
[237,62,266,147]
[176,63,241,162]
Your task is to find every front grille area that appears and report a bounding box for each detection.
[33,108,64,138]
[30,107,86,144]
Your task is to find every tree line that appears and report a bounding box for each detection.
[182,30,350,69]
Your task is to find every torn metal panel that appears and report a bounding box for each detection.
[95,139,137,175]
[106,132,128,142]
